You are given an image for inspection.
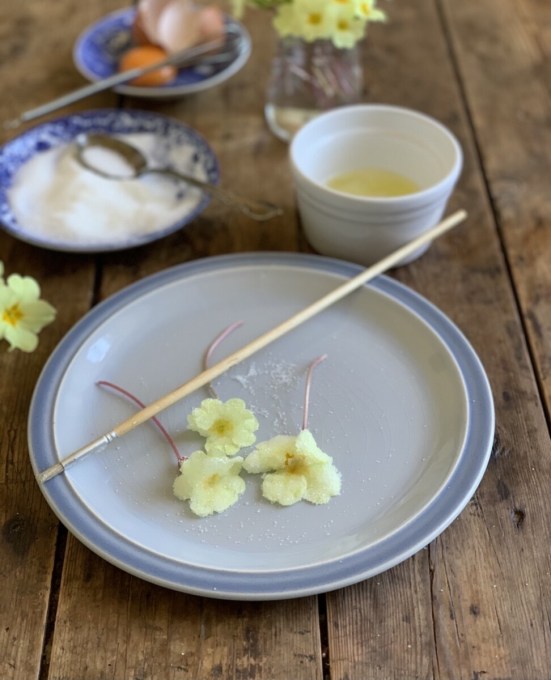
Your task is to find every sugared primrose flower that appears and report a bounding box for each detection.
[98,346,340,516]
[243,428,341,506]
[173,450,246,517]
[187,397,259,456]
[181,356,341,513]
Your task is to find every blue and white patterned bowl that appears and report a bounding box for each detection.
[0,109,219,252]
[73,8,252,99]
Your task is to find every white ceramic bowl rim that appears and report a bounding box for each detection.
[290,104,463,206]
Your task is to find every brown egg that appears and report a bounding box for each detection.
[156,1,202,53]
[118,46,177,86]
[136,0,226,54]
[131,10,156,46]
[137,0,173,44]
[197,6,226,44]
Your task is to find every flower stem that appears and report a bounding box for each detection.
[302,354,327,431]
[203,320,244,398]
[96,380,185,462]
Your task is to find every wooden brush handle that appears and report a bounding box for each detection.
[38,209,466,483]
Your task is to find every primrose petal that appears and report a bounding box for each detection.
[173,450,246,516]
[262,470,307,506]
[6,273,41,300]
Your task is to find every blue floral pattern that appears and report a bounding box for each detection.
[73,8,251,98]
[0,109,219,252]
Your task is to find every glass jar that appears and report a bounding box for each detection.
[264,36,364,142]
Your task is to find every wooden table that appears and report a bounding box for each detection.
[1,1,550,678]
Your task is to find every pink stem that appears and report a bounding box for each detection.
[302,354,328,431]
[203,320,244,397]
[96,380,184,463]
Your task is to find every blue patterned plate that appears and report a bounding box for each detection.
[0,109,219,252]
[73,8,252,99]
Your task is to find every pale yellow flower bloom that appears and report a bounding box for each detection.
[353,0,386,21]
[0,271,56,352]
[173,450,246,517]
[187,397,259,456]
[325,5,367,48]
[240,0,386,47]
[243,429,341,506]
[274,0,333,42]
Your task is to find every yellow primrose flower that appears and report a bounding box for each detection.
[0,271,56,352]
[332,0,355,9]
[243,429,341,506]
[353,0,386,22]
[274,0,333,43]
[325,5,367,48]
[187,397,259,456]
[238,0,385,47]
[173,450,246,517]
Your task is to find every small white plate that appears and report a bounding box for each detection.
[0,109,218,252]
[29,253,494,599]
[73,8,252,99]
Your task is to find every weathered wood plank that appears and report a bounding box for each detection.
[48,540,323,680]
[430,3,551,675]
[326,555,436,679]
[518,0,551,65]
[0,240,97,680]
[324,0,551,678]
[0,1,125,678]
[441,0,551,417]
[0,0,126,132]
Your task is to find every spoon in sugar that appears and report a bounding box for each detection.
[74,133,283,222]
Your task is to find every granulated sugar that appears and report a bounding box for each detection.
[8,133,202,244]
[228,357,301,432]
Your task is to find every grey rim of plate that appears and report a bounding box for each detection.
[28,253,495,600]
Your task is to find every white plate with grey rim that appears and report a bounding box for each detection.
[28,253,494,600]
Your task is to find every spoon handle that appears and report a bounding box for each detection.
[150,168,283,222]
[3,36,239,130]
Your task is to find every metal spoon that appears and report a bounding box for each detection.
[74,133,283,222]
[3,33,244,130]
